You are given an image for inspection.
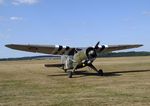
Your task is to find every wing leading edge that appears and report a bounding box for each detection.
[5,44,76,55]
[96,44,143,53]
[5,44,143,55]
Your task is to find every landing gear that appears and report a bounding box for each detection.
[67,64,103,78]
[98,69,103,76]
[68,71,73,78]
[88,64,104,76]
[67,64,77,78]
[64,69,67,73]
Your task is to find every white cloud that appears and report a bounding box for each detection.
[12,0,39,5]
[10,16,23,21]
[143,11,150,16]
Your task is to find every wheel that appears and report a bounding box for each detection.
[98,69,103,76]
[64,69,67,73]
[68,71,73,78]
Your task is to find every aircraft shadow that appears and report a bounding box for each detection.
[102,69,150,78]
[73,70,120,78]
[106,69,150,74]
[47,69,150,78]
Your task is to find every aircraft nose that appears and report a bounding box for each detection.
[88,50,94,55]
[88,50,96,58]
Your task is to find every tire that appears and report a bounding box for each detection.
[64,69,67,73]
[68,71,72,78]
[98,69,103,76]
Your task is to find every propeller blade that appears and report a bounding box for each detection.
[95,41,100,49]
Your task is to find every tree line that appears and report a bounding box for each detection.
[0,51,150,61]
[97,51,150,57]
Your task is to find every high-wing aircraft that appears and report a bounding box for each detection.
[5,42,143,78]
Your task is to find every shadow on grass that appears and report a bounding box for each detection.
[47,69,150,78]
[47,70,120,78]
[102,69,150,77]
[106,69,150,75]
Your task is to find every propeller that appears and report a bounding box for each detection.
[86,41,100,59]
[94,41,100,49]
[89,41,100,58]
[83,42,100,64]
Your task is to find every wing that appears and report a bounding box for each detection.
[5,44,78,55]
[96,44,143,53]
[5,44,143,55]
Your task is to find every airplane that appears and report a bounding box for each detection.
[5,42,143,78]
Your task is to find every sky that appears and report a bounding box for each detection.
[0,0,150,58]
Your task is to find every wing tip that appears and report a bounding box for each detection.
[136,44,143,47]
[5,44,18,49]
[5,44,13,48]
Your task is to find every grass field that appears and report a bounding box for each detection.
[0,56,150,106]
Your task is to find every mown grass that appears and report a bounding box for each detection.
[0,56,150,106]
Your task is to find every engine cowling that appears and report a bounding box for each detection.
[73,47,97,66]
[86,47,97,59]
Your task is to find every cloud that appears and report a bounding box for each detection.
[12,0,39,5]
[10,16,23,21]
[143,11,150,16]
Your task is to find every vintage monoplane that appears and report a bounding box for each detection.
[6,42,143,78]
